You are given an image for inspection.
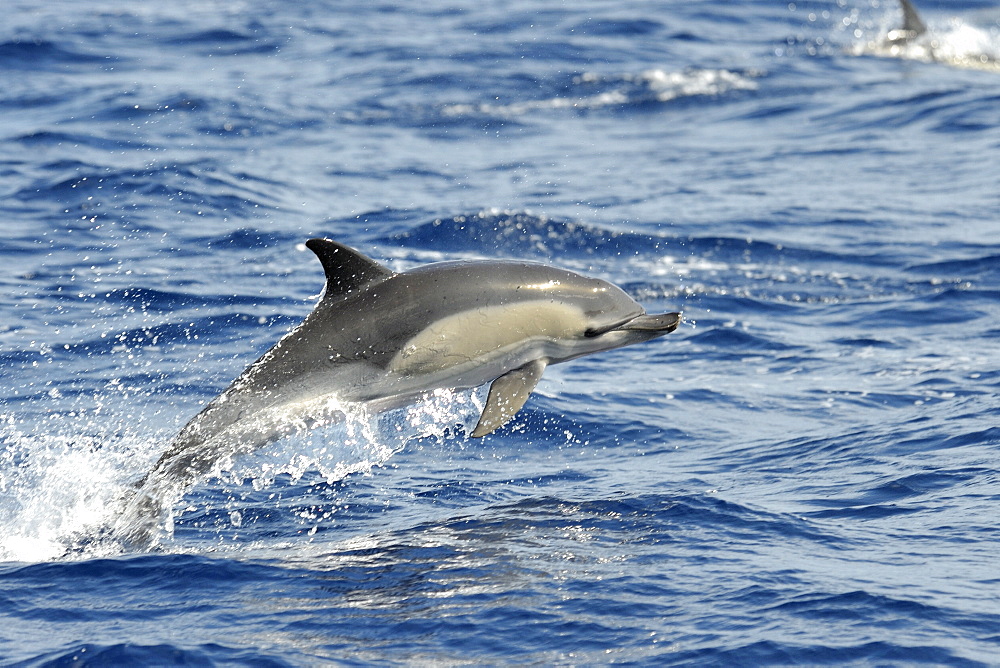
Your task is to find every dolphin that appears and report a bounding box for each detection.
[114,238,680,545]
[863,0,1000,72]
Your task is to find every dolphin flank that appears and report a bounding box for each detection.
[115,238,681,545]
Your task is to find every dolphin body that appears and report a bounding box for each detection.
[115,239,680,545]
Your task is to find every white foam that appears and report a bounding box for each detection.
[0,385,487,561]
[0,421,143,562]
[848,6,1000,71]
[440,68,758,117]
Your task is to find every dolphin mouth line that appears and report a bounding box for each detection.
[585,311,682,337]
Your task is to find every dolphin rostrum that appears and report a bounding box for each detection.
[115,238,680,545]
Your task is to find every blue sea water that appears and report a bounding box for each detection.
[2,0,1000,664]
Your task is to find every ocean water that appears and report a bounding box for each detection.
[2,0,1000,664]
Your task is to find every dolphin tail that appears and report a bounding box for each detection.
[112,484,175,548]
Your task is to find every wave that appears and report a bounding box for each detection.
[440,68,761,117]
[162,28,282,56]
[6,160,280,223]
[467,491,827,545]
[22,642,295,667]
[698,642,974,666]
[383,209,844,264]
[684,327,799,352]
[382,210,659,259]
[0,313,294,373]
[0,39,118,70]
[908,253,1000,278]
[382,210,980,292]
[341,67,760,129]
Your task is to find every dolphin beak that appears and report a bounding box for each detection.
[585,312,682,338]
[616,312,682,334]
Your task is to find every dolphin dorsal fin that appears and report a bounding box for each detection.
[306,238,395,299]
[900,0,927,36]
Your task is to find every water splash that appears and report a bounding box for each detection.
[439,68,759,117]
[0,417,141,562]
[845,2,1000,72]
[0,386,486,562]
[215,386,484,492]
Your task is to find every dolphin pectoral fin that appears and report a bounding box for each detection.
[471,359,547,438]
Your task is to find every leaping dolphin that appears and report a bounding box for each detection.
[115,238,680,545]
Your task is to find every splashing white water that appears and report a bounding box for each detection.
[0,387,486,562]
[440,68,759,117]
[846,4,1000,71]
[0,419,138,562]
